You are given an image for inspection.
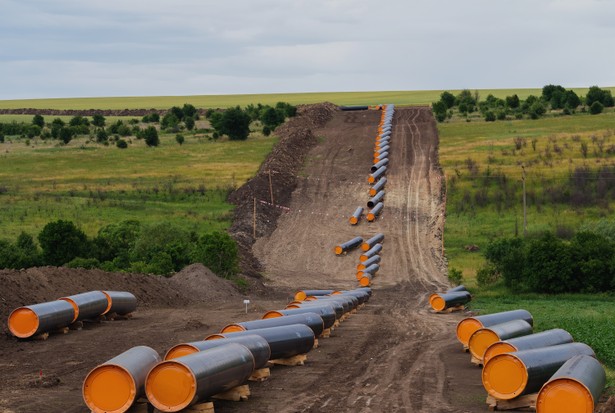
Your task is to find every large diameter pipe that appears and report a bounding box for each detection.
[482,342,596,400]
[263,306,336,329]
[357,255,381,270]
[368,166,387,184]
[536,355,606,413]
[286,301,343,320]
[376,144,390,154]
[302,298,349,314]
[356,264,380,280]
[294,290,334,301]
[359,274,373,287]
[206,324,315,360]
[60,291,109,322]
[102,291,137,315]
[360,244,382,262]
[165,335,270,369]
[83,346,161,413]
[369,177,387,196]
[8,300,75,339]
[367,190,385,208]
[334,236,363,255]
[334,289,371,304]
[349,207,363,225]
[447,285,468,293]
[484,329,574,365]
[146,343,254,412]
[309,295,358,312]
[367,203,384,222]
[468,319,533,361]
[339,105,369,111]
[428,291,471,312]
[362,233,385,251]
[222,312,325,337]
[456,309,533,347]
[374,152,388,163]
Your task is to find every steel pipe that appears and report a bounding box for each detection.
[349,207,363,225]
[369,178,387,196]
[165,335,270,369]
[303,298,349,314]
[367,191,385,208]
[484,329,574,365]
[8,300,75,339]
[221,312,324,337]
[362,233,385,251]
[376,144,390,154]
[368,166,387,184]
[469,319,533,361]
[447,285,468,293]
[308,295,358,311]
[357,255,381,270]
[146,343,254,412]
[286,301,343,319]
[334,289,371,304]
[428,291,471,312]
[367,203,384,221]
[206,324,315,360]
[339,105,369,111]
[482,342,596,400]
[360,244,382,261]
[102,291,137,315]
[356,263,380,280]
[83,346,161,413]
[456,309,533,347]
[294,289,335,301]
[60,291,109,322]
[263,306,336,329]
[359,273,373,287]
[334,236,363,255]
[374,152,389,163]
[536,355,605,413]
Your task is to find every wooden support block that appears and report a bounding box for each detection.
[350,308,357,314]
[313,338,319,349]
[463,345,469,352]
[321,328,331,338]
[249,367,270,382]
[470,355,483,367]
[54,327,70,335]
[333,320,340,328]
[269,353,307,367]
[110,312,133,321]
[486,393,537,411]
[436,304,465,314]
[211,384,250,402]
[69,321,83,330]
[33,332,49,341]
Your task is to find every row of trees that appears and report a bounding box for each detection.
[432,85,614,122]
[480,231,615,293]
[0,220,239,278]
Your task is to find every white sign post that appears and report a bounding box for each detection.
[243,299,250,314]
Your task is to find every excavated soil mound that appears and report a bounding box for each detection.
[228,102,338,276]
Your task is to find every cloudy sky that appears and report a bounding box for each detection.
[1,0,614,99]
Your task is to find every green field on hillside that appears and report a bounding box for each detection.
[1,87,613,110]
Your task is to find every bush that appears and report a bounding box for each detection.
[476,264,500,286]
[38,220,90,266]
[116,139,128,149]
[484,111,496,122]
[32,114,45,128]
[143,126,159,147]
[213,107,252,141]
[131,222,194,273]
[447,267,464,286]
[590,101,604,115]
[94,220,141,263]
[65,257,100,269]
[192,231,238,277]
[184,116,195,131]
[175,134,185,145]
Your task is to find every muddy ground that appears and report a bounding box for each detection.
[0,107,611,412]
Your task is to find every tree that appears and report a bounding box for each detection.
[175,134,185,145]
[440,91,456,109]
[506,94,520,109]
[94,220,141,263]
[169,106,184,121]
[161,113,179,130]
[143,126,159,147]
[215,106,252,141]
[50,118,65,139]
[59,127,74,144]
[92,114,106,128]
[586,86,614,107]
[565,90,580,109]
[131,222,194,273]
[542,84,566,102]
[184,116,195,131]
[32,114,45,128]
[69,115,90,127]
[38,220,90,266]
[432,101,447,122]
[262,125,272,136]
[260,106,284,128]
[192,231,238,277]
[116,139,128,148]
[97,129,108,143]
[182,103,197,118]
[590,101,604,115]
[485,111,496,122]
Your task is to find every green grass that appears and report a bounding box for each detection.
[0,133,277,239]
[470,289,615,390]
[1,87,614,110]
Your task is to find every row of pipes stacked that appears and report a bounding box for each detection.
[454,308,606,412]
[82,287,372,413]
[7,290,137,339]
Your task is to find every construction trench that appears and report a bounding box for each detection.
[1,105,611,412]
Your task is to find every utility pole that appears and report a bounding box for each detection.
[522,164,527,237]
[268,170,274,205]
[253,197,256,239]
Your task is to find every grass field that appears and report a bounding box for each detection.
[1,87,614,110]
[0,133,276,238]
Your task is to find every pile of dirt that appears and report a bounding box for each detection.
[598,396,615,413]
[0,264,241,335]
[228,102,338,277]
[0,108,168,117]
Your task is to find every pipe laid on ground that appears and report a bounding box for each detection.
[286,301,343,320]
[339,105,369,111]
[206,324,315,360]
[146,343,254,412]
[294,289,335,301]
[374,152,388,163]
[334,236,363,255]
[360,244,382,262]
[357,255,381,270]
[165,335,270,369]
[362,233,385,251]
[308,295,358,312]
[367,191,385,208]
[482,342,596,400]
[369,177,387,194]
[60,291,109,322]
[359,273,373,287]
[484,329,574,365]
[102,291,137,316]
[456,309,533,347]
[263,306,336,329]
[447,285,468,293]
[349,207,363,225]
[8,300,75,339]
[221,312,324,337]
[368,166,387,184]
[428,291,472,312]
[301,298,349,315]
[83,346,160,413]
[375,142,390,152]
[536,355,606,413]
[334,289,371,304]
[367,202,384,222]
[356,264,380,280]
[469,319,533,362]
